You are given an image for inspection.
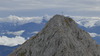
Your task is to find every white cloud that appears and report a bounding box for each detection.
[32,31,39,34]
[0,15,51,25]
[0,15,43,24]
[70,16,100,28]
[43,15,52,21]
[0,36,26,46]
[7,30,25,36]
[89,32,100,37]
[0,0,100,12]
[29,31,39,35]
[0,15,100,28]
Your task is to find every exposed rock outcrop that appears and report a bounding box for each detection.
[9,15,100,56]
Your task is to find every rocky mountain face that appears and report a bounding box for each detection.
[9,15,100,56]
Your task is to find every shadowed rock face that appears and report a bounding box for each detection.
[9,15,100,56]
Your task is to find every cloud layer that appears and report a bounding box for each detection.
[89,32,100,37]
[0,15,52,25]
[0,0,100,12]
[0,15,100,28]
[0,36,26,46]
[0,15,43,24]
[0,31,40,46]
[32,31,39,34]
[71,16,100,28]
[7,30,25,36]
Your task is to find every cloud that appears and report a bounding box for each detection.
[7,30,25,36]
[0,15,100,28]
[0,15,43,24]
[43,15,52,21]
[89,32,100,37]
[0,15,51,25]
[0,0,100,12]
[70,16,100,28]
[29,31,39,36]
[32,31,39,34]
[0,36,26,46]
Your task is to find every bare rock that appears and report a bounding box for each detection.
[9,15,100,56]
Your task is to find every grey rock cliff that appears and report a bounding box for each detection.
[9,15,100,56]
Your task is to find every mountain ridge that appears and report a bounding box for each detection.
[9,15,100,56]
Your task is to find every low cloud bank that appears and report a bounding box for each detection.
[0,36,26,46]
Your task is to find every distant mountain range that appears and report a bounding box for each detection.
[0,15,100,56]
[9,15,100,56]
[0,45,19,56]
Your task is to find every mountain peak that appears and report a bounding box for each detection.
[9,15,100,56]
[45,15,76,29]
[42,15,78,34]
[49,14,74,24]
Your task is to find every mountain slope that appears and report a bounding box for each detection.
[9,15,100,56]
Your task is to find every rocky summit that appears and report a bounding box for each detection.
[9,15,100,56]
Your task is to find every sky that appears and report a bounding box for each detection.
[0,0,100,46]
[0,0,100,17]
